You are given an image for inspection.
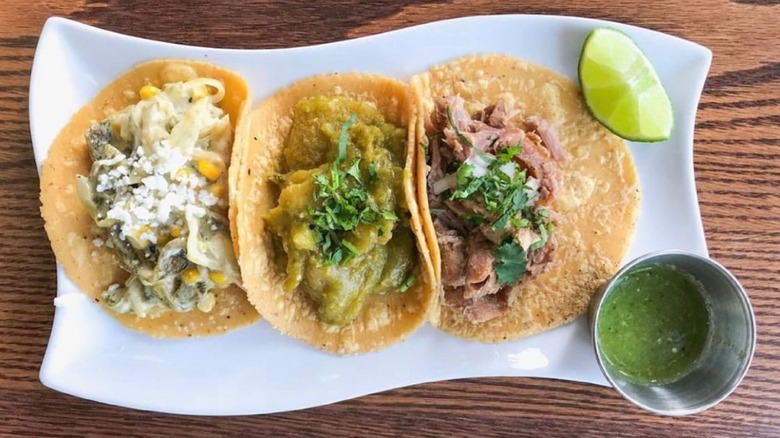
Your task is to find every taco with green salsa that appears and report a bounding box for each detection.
[40,60,259,337]
[411,54,640,341]
[234,73,435,354]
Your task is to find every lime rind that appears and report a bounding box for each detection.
[578,27,674,143]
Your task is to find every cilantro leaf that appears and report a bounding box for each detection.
[368,163,378,181]
[380,210,398,221]
[346,158,362,182]
[342,240,358,255]
[530,219,554,252]
[331,247,344,265]
[511,216,531,228]
[451,173,483,200]
[337,114,357,165]
[399,274,416,292]
[496,145,522,164]
[493,240,527,286]
[492,186,528,230]
[456,162,474,186]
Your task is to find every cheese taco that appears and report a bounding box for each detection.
[411,54,640,341]
[234,73,435,354]
[40,60,259,337]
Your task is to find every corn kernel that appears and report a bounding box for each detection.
[181,267,200,285]
[139,85,160,100]
[197,160,222,181]
[209,270,228,285]
[209,184,224,198]
[170,226,181,238]
[156,234,171,246]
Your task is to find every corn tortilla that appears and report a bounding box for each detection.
[235,73,436,354]
[40,59,260,338]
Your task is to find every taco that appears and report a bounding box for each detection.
[411,54,640,341]
[234,73,435,354]
[40,60,260,337]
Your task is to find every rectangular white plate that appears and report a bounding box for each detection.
[30,15,711,415]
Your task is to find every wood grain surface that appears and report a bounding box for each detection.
[1,0,779,436]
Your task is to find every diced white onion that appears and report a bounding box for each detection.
[499,162,516,178]
[465,153,490,177]
[433,173,458,194]
[524,177,540,206]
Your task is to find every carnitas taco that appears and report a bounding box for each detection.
[235,73,435,354]
[411,54,640,341]
[40,60,259,337]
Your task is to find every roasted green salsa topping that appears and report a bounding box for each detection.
[597,264,711,385]
[266,96,417,326]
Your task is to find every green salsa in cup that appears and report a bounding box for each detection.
[597,264,711,385]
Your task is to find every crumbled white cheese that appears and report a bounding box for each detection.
[102,139,223,239]
[139,230,157,244]
[198,190,218,207]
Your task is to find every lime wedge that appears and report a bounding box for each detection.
[578,27,673,142]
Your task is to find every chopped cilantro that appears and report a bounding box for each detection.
[450,154,529,231]
[493,240,527,286]
[337,114,357,165]
[451,172,483,200]
[309,114,397,265]
[496,145,522,163]
[331,247,344,265]
[530,219,554,252]
[456,162,474,186]
[380,210,398,221]
[346,158,362,182]
[492,188,528,230]
[368,163,378,180]
[342,240,358,256]
[511,216,531,228]
[399,274,416,292]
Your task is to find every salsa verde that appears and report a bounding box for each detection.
[265,96,416,326]
[597,264,710,385]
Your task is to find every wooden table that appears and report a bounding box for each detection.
[2,0,778,436]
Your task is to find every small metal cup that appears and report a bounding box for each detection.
[589,250,756,416]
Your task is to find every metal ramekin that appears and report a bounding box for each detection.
[588,250,756,416]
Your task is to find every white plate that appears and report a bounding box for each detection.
[30,15,711,415]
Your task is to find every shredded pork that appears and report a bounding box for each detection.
[427,95,565,323]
